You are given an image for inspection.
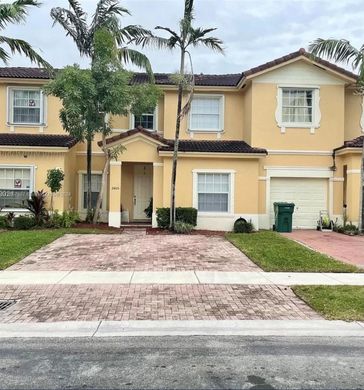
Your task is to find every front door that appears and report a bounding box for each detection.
[133,164,153,220]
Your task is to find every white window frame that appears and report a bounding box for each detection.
[7,86,46,126]
[78,171,107,213]
[192,169,235,215]
[0,164,35,211]
[130,106,158,131]
[188,94,224,133]
[275,85,321,134]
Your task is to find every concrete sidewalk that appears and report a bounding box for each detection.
[0,270,363,285]
[0,320,363,338]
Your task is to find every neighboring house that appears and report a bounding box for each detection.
[0,48,363,230]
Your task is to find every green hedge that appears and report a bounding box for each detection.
[156,207,197,229]
[13,215,36,230]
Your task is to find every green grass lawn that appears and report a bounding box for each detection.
[0,228,117,270]
[293,286,364,321]
[227,231,359,273]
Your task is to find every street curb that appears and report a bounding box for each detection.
[0,320,363,338]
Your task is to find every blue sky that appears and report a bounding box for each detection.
[4,0,364,74]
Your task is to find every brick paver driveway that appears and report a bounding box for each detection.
[0,284,320,322]
[1,230,321,322]
[9,232,259,272]
[283,230,364,268]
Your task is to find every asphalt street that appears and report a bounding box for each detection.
[0,336,363,390]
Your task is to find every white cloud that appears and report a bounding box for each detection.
[3,0,364,74]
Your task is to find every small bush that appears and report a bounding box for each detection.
[174,221,194,234]
[13,215,36,230]
[0,215,8,229]
[48,210,80,228]
[156,207,198,229]
[233,217,254,233]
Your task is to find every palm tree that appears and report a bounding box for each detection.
[309,39,364,232]
[51,0,154,221]
[136,0,224,229]
[0,0,50,68]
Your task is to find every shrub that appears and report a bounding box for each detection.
[233,217,254,233]
[144,198,153,219]
[174,221,194,234]
[13,215,36,230]
[156,207,197,229]
[0,215,8,229]
[48,210,80,228]
[26,190,48,225]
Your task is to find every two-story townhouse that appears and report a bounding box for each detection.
[0,48,362,230]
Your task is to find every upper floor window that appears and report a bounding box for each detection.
[282,88,313,124]
[189,95,224,132]
[0,166,33,209]
[133,109,156,130]
[276,86,320,132]
[8,88,45,125]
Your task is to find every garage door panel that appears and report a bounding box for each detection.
[270,178,328,229]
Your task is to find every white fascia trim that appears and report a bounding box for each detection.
[192,169,235,214]
[110,161,122,166]
[76,151,105,156]
[330,177,345,182]
[0,146,68,152]
[267,149,332,156]
[188,94,225,133]
[275,85,321,134]
[153,162,163,167]
[7,86,47,127]
[347,169,361,174]
[159,151,266,159]
[192,169,236,173]
[334,148,361,156]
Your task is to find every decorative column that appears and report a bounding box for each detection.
[108,161,122,228]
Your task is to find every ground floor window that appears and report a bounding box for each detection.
[82,174,102,209]
[197,173,230,212]
[0,167,32,208]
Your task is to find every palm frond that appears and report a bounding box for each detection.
[156,26,180,41]
[184,0,194,22]
[50,6,89,55]
[309,38,361,66]
[118,47,153,76]
[0,35,52,69]
[92,0,129,31]
[115,24,152,45]
[194,36,224,53]
[0,0,40,29]
[131,34,175,50]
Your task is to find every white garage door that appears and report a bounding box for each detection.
[270,178,328,229]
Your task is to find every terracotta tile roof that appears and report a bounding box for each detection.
[132,73,243,87]
[334,135,363,151]
[242,48,358,81]
[159,139,267,154]
[0,67,52,79]
[100,126,171,147]
[0,49,357,86]
[102,127,266,154]
[0,133,78,148]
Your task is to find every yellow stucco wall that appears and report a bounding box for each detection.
[344,90,363,141]
[250,83,345,150]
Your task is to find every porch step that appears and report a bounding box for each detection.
[121,224,151,229]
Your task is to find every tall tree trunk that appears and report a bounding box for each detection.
[359,141,364,232]
[93,133,110,224]
[86,137,93,223]
[169,49,185,230]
